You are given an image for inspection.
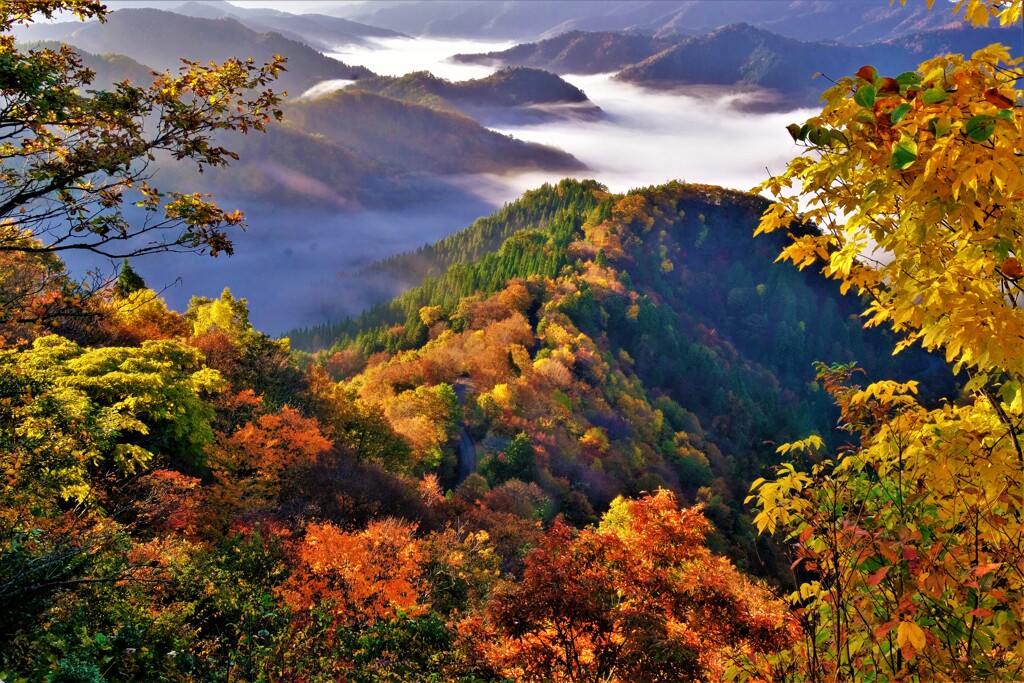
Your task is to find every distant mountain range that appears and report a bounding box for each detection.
[456,22,1022,110]
[16,7,585,209]
[452,31,680,75]
[169,0,409,51]
[332,0,965,42]
[13,7,374,95]
[19,0,1020,206]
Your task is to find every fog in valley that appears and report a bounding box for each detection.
[89,37,812,335]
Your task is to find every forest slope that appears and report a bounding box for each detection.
[282,90,586,176]
[291,179,953,566]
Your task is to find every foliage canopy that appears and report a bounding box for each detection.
[751,0,1024,680]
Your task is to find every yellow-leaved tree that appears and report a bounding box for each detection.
[745,0,1024,681]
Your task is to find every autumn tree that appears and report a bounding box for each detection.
[751,0,1024,680]
[0,335,223,657]
[206,404,332,522]
[0,0,283,324]
[471,490,794,682]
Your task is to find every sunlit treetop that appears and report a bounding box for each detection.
[759,0,1024,395]
[0,0,104,30]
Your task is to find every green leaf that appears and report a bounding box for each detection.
[996,109,1015,121]
[999,379,1019,405]
[786,123,802,141]
[891,103,912,124]
[829,129,849,147]
[890,138,918,169]
[966,115,995,142]
[895,71,921,88]
[922,88,948,105]
[854,85,877,108]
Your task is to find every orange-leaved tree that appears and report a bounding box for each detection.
[468,490,795,683]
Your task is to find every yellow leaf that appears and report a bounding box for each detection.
[897,620,927,652]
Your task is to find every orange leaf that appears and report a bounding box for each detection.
[897,620,926,652]
[969,608,994,618]
[877,77,900,94]
[984,88,1014,108]
[1001,258,1023,279]
[874,620,899,638]
[973,562,1004,576]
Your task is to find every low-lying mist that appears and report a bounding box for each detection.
[66,37,814,336]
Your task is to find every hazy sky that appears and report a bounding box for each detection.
[225,0,365,12]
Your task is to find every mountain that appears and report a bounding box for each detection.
[614,23,1021,109]
[333,0,960,42]
[451,31,679,75]
[170,1,408,51]
[159,125,404,210]
[12,8,374,95]
[283,89,586,176]
[19,41,155,90]
[289,178,954,567]
[160,89,585,210]
[614,23,891,109]
[347,67,602,125]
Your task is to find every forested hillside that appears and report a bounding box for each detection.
[291,179,952,568]
[3,172,939,679]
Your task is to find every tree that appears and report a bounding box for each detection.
[0,335,222,510]
[112,259,145,298]
[472,490,795,683]
[282,518,426,628]
[0,0,283,292]
[750,0,1024,680]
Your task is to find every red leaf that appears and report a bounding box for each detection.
[969,608,994,618]
[866,566,890,587]
[874,620,899,638]
[856,65,878,82]
[1001,257,1023,280]
[877,77,900,94]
